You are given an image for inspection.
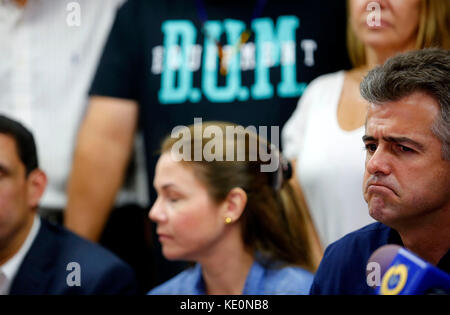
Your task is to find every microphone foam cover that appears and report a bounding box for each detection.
[367,244,402,278]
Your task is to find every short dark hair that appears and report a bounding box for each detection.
[0,115,39,175]
[360,48,450,160]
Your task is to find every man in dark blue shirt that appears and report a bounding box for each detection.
[310,48,450,295]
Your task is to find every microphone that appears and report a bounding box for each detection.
[367,245,450,295]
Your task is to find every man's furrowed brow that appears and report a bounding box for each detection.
[384,136,425,151]
[362,135,375,142]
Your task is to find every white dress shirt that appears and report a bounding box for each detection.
[0,0,148,209]
[0,215,41,295]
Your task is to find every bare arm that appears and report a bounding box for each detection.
[64,96,138,241]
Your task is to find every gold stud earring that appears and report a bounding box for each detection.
[225,217,232,224]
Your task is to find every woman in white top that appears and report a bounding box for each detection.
[282,0,450,248]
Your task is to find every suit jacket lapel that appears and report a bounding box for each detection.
[10,220,56,295]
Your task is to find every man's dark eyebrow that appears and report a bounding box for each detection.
[384,136,425,151]
[361,135,425,151]
[362,135,375,142]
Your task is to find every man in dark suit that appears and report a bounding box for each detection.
[0,115,137,295]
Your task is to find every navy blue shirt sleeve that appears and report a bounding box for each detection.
[89,0,141,100]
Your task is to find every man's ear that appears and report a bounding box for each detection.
[222,187,247,224]
[26,169,47,209]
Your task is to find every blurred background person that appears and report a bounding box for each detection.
[65,0,351,286]
[149,122,316,294]
[0,115,136,295]
[0,0,153,293]
[282,0,450,249]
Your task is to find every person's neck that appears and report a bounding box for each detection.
[347,41,419,88]
[199,234,254,295]
[365,42,417,70]
[395,207,450,266]
[0,214,35,266]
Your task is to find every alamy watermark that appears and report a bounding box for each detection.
[170,118,281,173]
[366,261,381,288]
[66,2,81,27]
[66,262,81,287]
[367,2,381,27]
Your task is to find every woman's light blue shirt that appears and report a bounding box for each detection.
[149,259,313,295]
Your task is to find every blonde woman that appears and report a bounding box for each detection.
[148,122,317,295]
[282,0,450,248]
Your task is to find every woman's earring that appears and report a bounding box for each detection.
[225,217,232,224]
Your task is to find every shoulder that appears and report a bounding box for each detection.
[318,222,390,271]
[39,220,137,294]
[304,70,345,94]
[41,220,127,268]
[310,222,390,295]
[295,70,345,113]
[326,222,390,254]
[148,266,200,295]
[262,265,314,295]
